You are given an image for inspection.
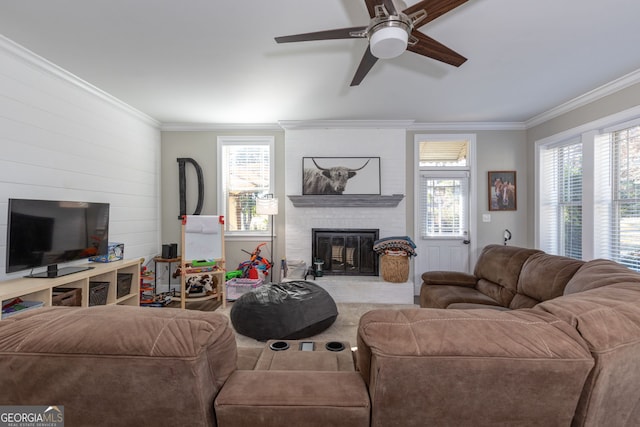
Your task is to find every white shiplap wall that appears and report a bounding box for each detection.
[0,36,161,281]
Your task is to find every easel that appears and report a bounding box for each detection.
[179,215,226,309]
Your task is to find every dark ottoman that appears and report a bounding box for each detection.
[230,281,338,341]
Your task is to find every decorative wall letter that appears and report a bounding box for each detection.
[177,157,204,218]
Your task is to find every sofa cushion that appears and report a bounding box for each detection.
[357,308,594,427]
[420,284,502,309]
[473,245,542,306]
[535,282,640,426]
[215,371,370,427]
[564,258,640,295]
[446,302,511,310]
[421,271,477,287]
[510,252,584,308]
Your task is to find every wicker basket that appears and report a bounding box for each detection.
[380,254,409,283]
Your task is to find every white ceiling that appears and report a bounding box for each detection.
[1,0,640,126]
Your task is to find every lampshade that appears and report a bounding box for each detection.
[370,26,408,59]
[256,195,278,216]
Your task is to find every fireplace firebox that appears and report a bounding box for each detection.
[312,228,379,276]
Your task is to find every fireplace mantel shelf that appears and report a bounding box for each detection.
[288,194,404,208]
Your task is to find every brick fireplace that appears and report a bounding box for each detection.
[283,127,414,303]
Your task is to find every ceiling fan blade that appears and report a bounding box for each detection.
[403,0,469,29]
[383,0,398,15]
[275,26,368,43]
[350,47,379,86]
[364,0,399,17]
[407,31,467,67]
[364,0,383,18]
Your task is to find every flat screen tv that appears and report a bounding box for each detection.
[6,199,110,278]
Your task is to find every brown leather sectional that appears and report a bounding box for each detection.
[1,244,639,426]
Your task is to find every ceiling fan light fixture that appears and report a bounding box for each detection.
[370,26,408,59]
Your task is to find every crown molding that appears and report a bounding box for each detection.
[0,35,160,128]
[525,68,640,129]
[160,122,282,131]
[277,120,415,129]
[409,121,527,131]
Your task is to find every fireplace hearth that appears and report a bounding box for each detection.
[312,228,379,276]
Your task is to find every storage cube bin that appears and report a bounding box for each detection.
[89,281,109,306]
[52,288,82,307]
[116,273,133,298]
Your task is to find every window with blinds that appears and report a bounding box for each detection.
[607,125,640,270]
[420,174,467,238]
[218,137,273,234]
[538,122,640,271]
[539,140,582,259]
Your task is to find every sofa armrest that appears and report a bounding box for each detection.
[421,271,477,287]
[357,308,594,427]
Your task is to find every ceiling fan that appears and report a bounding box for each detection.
[275,0,469,86]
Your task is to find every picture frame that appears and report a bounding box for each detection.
[302,157,381,195]
[488,170,517,211]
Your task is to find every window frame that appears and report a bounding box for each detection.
[537,138,583,259]
[217,135,275,238]
[535,106,640,271]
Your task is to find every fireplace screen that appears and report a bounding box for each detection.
[312,228,379,276]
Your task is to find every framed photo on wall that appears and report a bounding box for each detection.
[302,157,381,195]
[488,170,517,211]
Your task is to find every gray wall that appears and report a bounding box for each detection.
[160,129,285,277]
[163,127,527,274]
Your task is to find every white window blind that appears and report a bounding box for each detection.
[219,138,273,234]
[596,125,640,270]
[537,111,640,271]
[420,173,467,238]
[539,139,582,258]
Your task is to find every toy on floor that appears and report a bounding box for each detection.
[237,243,272,280]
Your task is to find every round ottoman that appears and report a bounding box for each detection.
[230,281,338,341]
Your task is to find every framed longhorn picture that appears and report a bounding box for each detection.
[302,157,381,195]
[488,170,517,211]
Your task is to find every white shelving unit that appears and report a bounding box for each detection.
[0,259,141,311]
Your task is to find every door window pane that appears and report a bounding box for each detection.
[420,176,467,238]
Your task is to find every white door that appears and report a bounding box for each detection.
[413,135,476,294]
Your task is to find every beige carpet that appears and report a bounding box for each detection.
[216,302,418,349]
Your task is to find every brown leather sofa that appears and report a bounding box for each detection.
[1,246,640,426]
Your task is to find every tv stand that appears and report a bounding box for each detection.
[1,259,141,309]
[27,265,95,279]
